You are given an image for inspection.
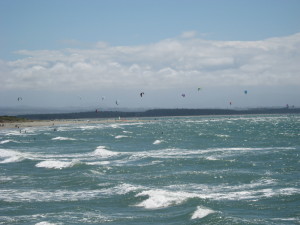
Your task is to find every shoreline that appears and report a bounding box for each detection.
[1,112,298,131]
[0,118,143,131]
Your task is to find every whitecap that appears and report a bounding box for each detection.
[135,189,193,209]
[0,149,25,164]
[206,156,218,161]
[35,222,57,225]
[153,140,163,145]
[123,131,133,134]
[51,137,76,141]
[5,131,24,136]
[79,125,96,130]
[191,206,215,219]
[0,140,15,144]
[215,134,230,138]
[115,135,128,139]
[35,160,79,169]
[87,161,110,165]
[101,183,143,196]
[93,146,118,157]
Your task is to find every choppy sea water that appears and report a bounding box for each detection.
[0,115,299,225]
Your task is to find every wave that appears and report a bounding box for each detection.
[0,211,110,224]
[79,125,99,130]
[0,183,142,203]
[123,131,133,134]
[4,130,24,136]
[0,189,103,202]
[35,222,57,225]
[153,140,163,145]
[110,124,121,129]
[115,135,128,139]
[134,181,300,209]
[99,183,143,196]
[35,160,80,169]
[215,134,230,138]
[0,139,18,144]
[0,149,25,164]
[191,206,215,219]
[128,147,288,161]
[0,145,120,165]
[51,136,76,141]
[135,189,193,209]
[93,146,119,158]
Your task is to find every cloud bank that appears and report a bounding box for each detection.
[1,33,300,91]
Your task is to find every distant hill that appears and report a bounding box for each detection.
[18,107,300,120]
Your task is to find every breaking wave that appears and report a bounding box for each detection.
[35,160,80,169]
[51,137,76,141]
[191,206,215,219]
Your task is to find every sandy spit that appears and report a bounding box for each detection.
[0,118,144,131]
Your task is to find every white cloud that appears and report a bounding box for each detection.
[180,31,197,39]
[1,33,300,91]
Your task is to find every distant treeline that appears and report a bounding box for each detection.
[18,108,300,120]
[0,116,30,123]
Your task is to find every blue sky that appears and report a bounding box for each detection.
[1,0,300,111]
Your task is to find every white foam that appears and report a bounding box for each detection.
[0,149,25,164]
[215,134,230,138]
[101,183,143,196]
[0,176,13,182]
[206,156,218,161]
[93,146,118,157]
[0,140,15,144]
[79,125,98,130]
[115,135,128,139]
[153,140,163,145]
[110,124,121,129]
[4,130,24,136]
[133,179,300,210]
[51,136,76,141]
[123,131,133,134]
[35,222,57,225]
[35,160,78,169]
[0,189,103,202]
[135,190,193,209]
[191,206,215,219]
[272,217,299,222]
[0,183,142,203]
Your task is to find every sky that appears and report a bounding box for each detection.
[1,0,300,112]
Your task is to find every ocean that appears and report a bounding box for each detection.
[0,115,299,225]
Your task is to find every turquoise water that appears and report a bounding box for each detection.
[0,115,299,225]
